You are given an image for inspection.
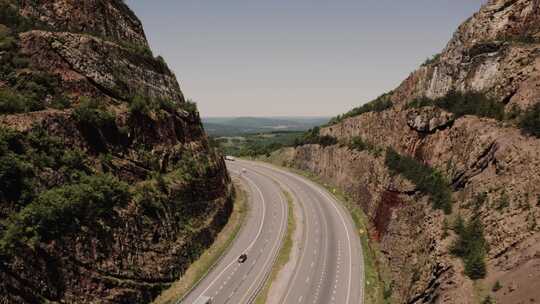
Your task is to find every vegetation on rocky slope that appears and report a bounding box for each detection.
[407,91,505,121]
[519,103,540,137]
[293,127,338,147]
[327,92,393,125]
[385,147,453,214]
[451,215,487,280]
[0,1,232,302]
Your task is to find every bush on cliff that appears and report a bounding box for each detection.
[0,173,131,250]
[385,148,453,213]
[451,215,487,279]
[328,92,393,125]
[294,127,338,147]
[73,97,116,128]
[408,91,505,120]
[519,103,540,138]
[129,94,179,117]
[0,127,91,206]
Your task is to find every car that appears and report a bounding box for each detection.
[237,253,247,263]
[225,155,236,161]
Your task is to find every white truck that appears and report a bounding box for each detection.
[193,296,213,304]
[225,155,236,161]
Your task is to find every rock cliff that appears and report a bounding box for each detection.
[0,1,232,303]
[274,0,540,303]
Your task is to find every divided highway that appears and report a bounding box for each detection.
[181,160,363,304]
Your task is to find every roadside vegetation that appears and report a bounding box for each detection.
[385,147,453,214]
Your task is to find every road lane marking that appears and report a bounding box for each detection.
[192,173,267,301]
[247,161,358,304]
[237,173,288,304]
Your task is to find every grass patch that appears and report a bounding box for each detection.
[152,182,248,304]
[254,190,296,304]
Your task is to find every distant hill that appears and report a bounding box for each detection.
[203,116,329,136]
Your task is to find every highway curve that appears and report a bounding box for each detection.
[240,160,364,304]
[181,160,363,304]
[181,162,288,304]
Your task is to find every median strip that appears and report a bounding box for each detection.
[254,190,296,304]
[152,180,248,304]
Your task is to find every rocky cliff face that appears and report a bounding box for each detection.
[276,0,540,303]
[0,1,232,303]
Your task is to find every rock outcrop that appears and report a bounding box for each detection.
[275,0,540,303]
[0,1,232,303]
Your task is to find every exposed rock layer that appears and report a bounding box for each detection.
[0,1,232,303]
[277,0,540,302]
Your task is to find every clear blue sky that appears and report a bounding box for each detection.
[126,0,484,117]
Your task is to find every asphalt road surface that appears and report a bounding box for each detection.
[181,160,363,304]
[181,162,288,304]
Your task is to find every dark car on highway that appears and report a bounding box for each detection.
[238,253,247,263]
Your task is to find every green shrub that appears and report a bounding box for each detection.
[495,193,510,211]
[519,103,540,138]
[421,53,441,67]
[407,91,505,120]
[0,152,34,204]
[128,94,179,116]
[129,94,151,115]
[328,92,393,125]
[451,216,487,279]
[73,97,116,128]
[294,127,338,147]
[50,94,71,109]
[0,88,29,113]
[347,136,382,155]
[184,99,199,114]
[385,148,453,213]
[492,280,502,292]
[0,174,130,249]
[0,1,35,33]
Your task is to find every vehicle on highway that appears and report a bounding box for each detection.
[242,168,247,173]
[237,253,248,263]
[225,155,236,161]
[193,295,213,304]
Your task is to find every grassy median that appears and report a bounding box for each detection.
[254,190,296,304]
[153,181,248,304]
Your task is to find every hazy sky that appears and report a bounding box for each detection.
[126,1,484,117]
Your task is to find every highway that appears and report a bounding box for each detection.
[181,160,363,304]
